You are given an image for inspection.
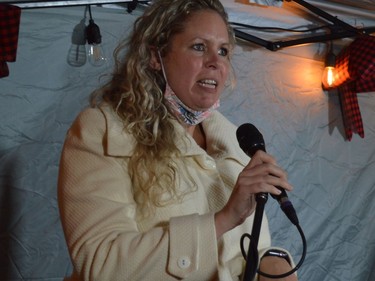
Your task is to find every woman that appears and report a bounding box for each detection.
[58,0,297,280]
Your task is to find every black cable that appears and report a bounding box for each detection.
[240,233,259,262]
[230,21,331,34]
[240,233,259,281]
[240,223,307,279]
[87,5,93,20]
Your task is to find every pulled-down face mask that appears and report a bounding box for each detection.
[158,51,220,126]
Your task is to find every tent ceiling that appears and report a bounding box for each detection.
[1,0,375,10]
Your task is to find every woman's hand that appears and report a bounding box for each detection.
[215,150,293,238]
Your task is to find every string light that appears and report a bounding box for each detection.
[322,43,336,89]
[86,5,106,67]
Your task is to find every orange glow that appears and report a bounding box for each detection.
[322,66,336,89]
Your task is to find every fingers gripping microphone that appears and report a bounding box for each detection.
[236,123,299,226]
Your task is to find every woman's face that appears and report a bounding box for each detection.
[162,10,231,111]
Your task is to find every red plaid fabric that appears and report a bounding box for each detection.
[0,4,21,78]
[338,82,364,140]
[333,49,351,87]
[335,35,375,140]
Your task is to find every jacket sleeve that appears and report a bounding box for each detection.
[57,108,219,281]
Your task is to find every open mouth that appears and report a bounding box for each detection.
[198,79,217,89]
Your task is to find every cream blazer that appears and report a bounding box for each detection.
[58,104,280,281]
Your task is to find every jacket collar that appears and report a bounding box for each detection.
[100,104,248,166]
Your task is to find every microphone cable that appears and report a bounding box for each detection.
[240,220,307,279]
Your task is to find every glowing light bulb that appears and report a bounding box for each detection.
[322,51,336,90]
[86,19,106,67]
[322,66,336,89]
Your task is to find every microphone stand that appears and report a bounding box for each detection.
[242,192,269,281]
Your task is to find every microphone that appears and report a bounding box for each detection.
[236,123,299,225]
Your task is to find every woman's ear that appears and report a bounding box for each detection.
[149,47,161,71]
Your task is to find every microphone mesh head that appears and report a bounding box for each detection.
[236,123,265,157]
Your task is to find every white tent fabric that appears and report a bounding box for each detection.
[0,1,374,280]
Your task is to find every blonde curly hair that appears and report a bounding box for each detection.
[92,0,235,216]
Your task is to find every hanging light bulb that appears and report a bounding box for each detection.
[67,18,87,67]
[322,48,336,89]
[86,8,106,67]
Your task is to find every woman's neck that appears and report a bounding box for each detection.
[186,123,207,150]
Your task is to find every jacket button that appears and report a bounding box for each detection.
[204,158,216,169]
[177,256,191,269]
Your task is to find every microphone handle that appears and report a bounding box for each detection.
[248,146,300,226]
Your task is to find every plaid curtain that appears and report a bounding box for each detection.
[0,4,21,78]
[334,35,375,140]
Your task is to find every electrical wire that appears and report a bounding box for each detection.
[240,222,307,280]
[230,21,332,34]
[87,4,93,20]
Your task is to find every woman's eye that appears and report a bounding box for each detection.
[192,44,206,52]
[218,47,228,57]
[191,44,229,57]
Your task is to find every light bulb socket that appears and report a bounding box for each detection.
[86,19,102,45]
[325,52,336,67]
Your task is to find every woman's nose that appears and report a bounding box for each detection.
[205,51,221,69]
